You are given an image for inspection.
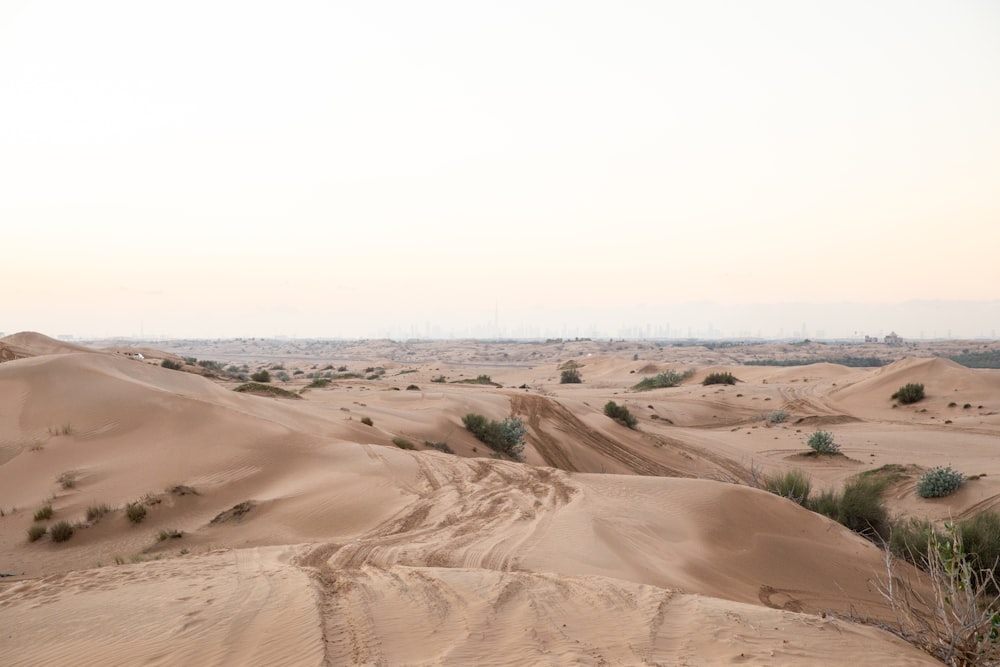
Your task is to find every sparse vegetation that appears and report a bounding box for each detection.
[806,476,889,542]
[249,369,271,383]
[58,471,78,489]
[27,523,46,542]
[50,520,74,543]
[763,469,811,504]
[767,411,789,424]
[892,383,925,404]
[392,437,415,450]
[424,441,454,454]
[34,504,53,521]
[233,382,302,399]
[307,378,331,388]
[462,413,526,459]
[157,529,183,541]
[806,430,839,454]
[125,502,147,524]
[161,359,182,370]
[917,466,965,499]
[560,368,582,384]
[702,372,737,386]
[86,504,112,522]
[632,370,690,391]
[874,520,1000,666]
[604,401,638,429]
[360,416,374,426]
[452,374,500,386]
[431,376,446,383]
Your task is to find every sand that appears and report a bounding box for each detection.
[3,331,997,664]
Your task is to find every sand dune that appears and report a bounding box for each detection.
[2,337,997,664]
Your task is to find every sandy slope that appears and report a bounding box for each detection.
[3,338,995,664]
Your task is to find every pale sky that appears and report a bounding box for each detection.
[2,1,998,339]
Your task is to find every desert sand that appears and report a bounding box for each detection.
[2,331,999,665]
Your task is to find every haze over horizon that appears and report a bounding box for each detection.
[3,2,998,340]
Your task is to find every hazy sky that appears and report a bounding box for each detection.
[2,1,998,338]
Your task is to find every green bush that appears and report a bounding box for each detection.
[34,504,53,521]
[807,476,889,542]
[250,370,271,383]
[767,411,789,424]
[958,512,1000,593]
[763,469,811,504]
[161,359,182,370]
[462,413,526,459]
[27,523,47,542]
[702,372,737,386]
[126,502,147,524]
[917,466,965,498]
[392,437,415,450]
[307,378,331,388]
[632,370,688,391]
[50,520,74,543]
[560,368,582,384]
[807,430,839,454]
[604,401,638,429]
[233,383,302,399]
[892,383,925,404]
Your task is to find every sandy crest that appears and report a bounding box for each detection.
[0,340,986,664]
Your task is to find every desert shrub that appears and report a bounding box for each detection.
[838,477,890,540]
[604,401,638,429]
[892,383,925,404]
[424,441,454,454]
[233,383,301,399]
[462,414,526,459]
[161,359,182,370]
[50,520,74,543]
[406,384,419,390]
[807,430,839,454]
[392,437,415,450]
[34,504,53,521]
[431,376,446,383]
[959,512,1000,594]
[86,504,112,522]
[560,368,582,384]
[873,521,1000,665]
[702,372,737,386]
[767,411,789,424]
[58,471,78,489]
[763,469,811,504]
[125,502,147,524]
[27,524,47,542]
[276,371,290,382]
[359,416,374,426]
[308,378,331,388]
[250,370,271,383]
[158,529,183,541]
[806,476,889,542]
[198,359,223,372]
[632,370,688,391]
[917,466,965,499]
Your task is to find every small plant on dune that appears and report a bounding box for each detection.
[157,529,183,541]
[50,520,74,543]
[807,430,839,454]
[806,476,890,542]
[27,523,47,542]
[392,437,415,450]
[250,369,271,383]
[767,411,789,424]
[424,441,454,454]
[632,370,690,391]
[917,466,965,499]
[462,414,526,459]
[125,502,147,524]
[891,383,925,404]
[873,521,1000,666]
[86,504,112,522]
[34,504,53,521]
[604,401,638,429]
[58,471,78,489]
[702,372,737,386]
[431,375,446,383]
[161,359,182,370]
[360,416,374,426]
[560,368,582,384]
[763,469,811,504]
[307,378,331,388]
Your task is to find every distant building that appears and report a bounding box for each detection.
[864,335,878,343]
[884,332,903,346]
